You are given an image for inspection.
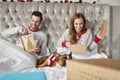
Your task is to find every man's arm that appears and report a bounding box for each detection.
[37,33,48,56]
[1,25,28,39]
[1,27,20,39]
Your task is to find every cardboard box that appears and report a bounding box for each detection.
[70,44,86,54]
[67,59,120,80]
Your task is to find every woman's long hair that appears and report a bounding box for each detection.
[69,13,86,44]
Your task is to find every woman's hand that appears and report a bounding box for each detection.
[66,42,71,48]
[97,20,107,40]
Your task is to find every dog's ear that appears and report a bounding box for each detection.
[53,51,57,55]
[68,52,72,59]
[57,54,67,66]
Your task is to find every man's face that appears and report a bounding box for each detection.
[74,18,84,33]
[30,15,41,30]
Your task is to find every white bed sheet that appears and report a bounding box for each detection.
[0,39,108,80]
[0,39,67,80]
[20,67,67,80]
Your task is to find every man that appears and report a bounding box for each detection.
[2,11,48,59]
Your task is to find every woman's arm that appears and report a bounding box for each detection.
[88,20,107,51]
[57,29,69,47]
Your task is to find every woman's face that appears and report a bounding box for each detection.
[74,18,84,33]
[30,15,41,30]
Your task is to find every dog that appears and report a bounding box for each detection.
[37,52,72,68]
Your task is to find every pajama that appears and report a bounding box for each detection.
[57,29,99,59]
[2,27,48,59]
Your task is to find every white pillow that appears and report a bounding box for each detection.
[0,39,37,74]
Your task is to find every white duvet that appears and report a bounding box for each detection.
[0,39,107,80]
[0,39,66,80]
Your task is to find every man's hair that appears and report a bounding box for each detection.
[32,11,43,21]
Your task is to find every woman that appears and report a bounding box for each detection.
[57,13,106,59]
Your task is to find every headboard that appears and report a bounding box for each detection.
[0,2,111,56]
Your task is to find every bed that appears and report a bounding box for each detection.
[0,2,111,80]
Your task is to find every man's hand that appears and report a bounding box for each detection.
[19,25,28,35]
[34,45,41,54]
[97,20,107,40]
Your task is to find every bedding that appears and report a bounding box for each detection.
[0,39,36,73]
[0,39,66,80]
[0,39,107,80]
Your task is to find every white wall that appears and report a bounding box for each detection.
[33,0,80,2]
[111,6,120,59]
[82,0,120,6]
[101,0,120,6]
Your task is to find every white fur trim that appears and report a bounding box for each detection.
[52,57,56,61]
[48,54,54,59]
[57,47,71,54]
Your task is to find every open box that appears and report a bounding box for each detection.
[67,59,120,80]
